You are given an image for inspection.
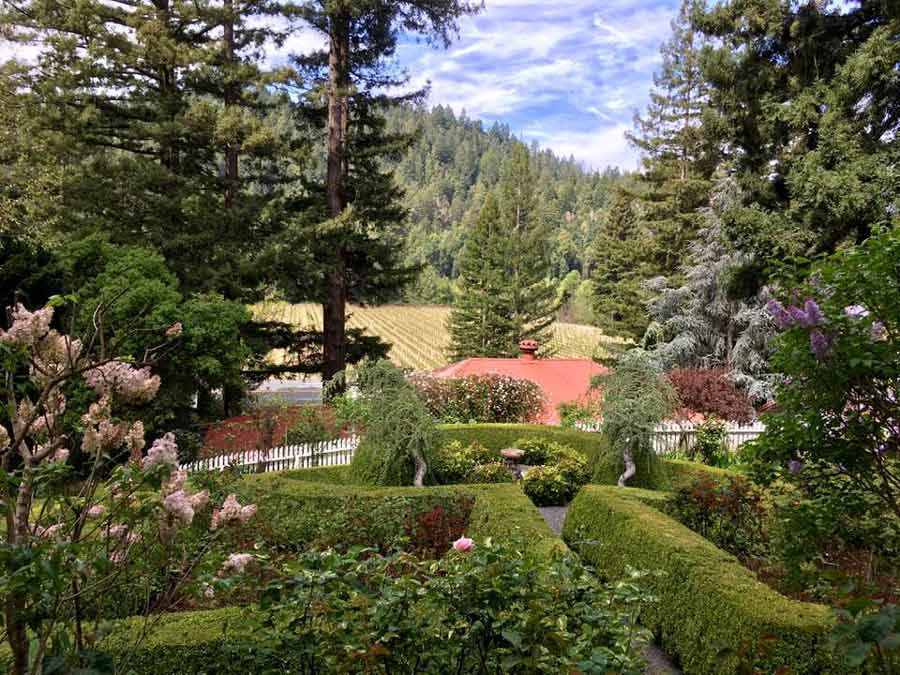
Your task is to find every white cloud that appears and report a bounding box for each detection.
[524,124,639,170]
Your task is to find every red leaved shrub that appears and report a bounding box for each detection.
[666,368,755,423]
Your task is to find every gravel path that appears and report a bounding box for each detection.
[538,506,682,675]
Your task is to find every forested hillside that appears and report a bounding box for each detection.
[383,106,626,306]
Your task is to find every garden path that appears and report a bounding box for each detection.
[537,506,682,675]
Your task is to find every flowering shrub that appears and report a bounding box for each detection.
[691,417,729,465]
[249,540,653,673]
[0,303,257,674]
[753,228,900,521]
[412,373,546,423]
[666,368,755,423]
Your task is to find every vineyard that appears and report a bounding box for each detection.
[252,302,619,373]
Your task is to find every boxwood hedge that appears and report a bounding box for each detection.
[563,485,841,674]
[99,479,563,673]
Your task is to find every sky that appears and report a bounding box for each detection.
[395,0,681,171]
[0,0,681,171]
[267,0,681,171]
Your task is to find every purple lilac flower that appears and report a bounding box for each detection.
[844,304,869,320]
[810,330,832,360]
[788,460,805,475]
[804,299,825,326]
[766,299,794,330]
[871,321,888,342]
[788,305,809,326]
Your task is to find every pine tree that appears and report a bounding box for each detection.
[626,0,715,279]
[495,144,557,351]
[447,193,516,359]
[695,0,900,291]
[288,0,481,383]
[0,0,294,298]
[589,184,653,340]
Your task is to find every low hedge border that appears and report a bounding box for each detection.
[100,480,562,673]
[562,485,841,674]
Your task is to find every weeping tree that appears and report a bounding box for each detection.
[599,349,679,487]
[339,360,436,487]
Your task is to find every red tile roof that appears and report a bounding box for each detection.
[430,357,607,424]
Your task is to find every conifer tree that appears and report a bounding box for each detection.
[590,184,652,340]
[0,0,295,298]
[447,193,515,359]
[288,0,481,382]
[626,0,715,279]
[495,144,557,351]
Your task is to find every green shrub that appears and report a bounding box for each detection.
[105,540,650,674]
[522,465,571,506]
[592,446,671,490]
[515,436,558,464]
[465,462,514,484]
[428,440,478,484]
[666,475,769,560]
[563,486,841,674]
[691,417,728,465]
[283,406,331,445]
[437,423,605,463]
[97,483,568,673]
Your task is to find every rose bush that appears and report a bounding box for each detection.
[412,374,545,423]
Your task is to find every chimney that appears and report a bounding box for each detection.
[518,339,538,361]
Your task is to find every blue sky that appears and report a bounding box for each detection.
[271,0,680,170]
[394,0,680,170]
[0,0,680,171]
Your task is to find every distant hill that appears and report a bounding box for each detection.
[383,105,628,303]
[253,302,620,373]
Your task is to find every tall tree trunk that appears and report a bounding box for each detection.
[223,0,239,209]
[617,438,637,487]
[322,11,350,385]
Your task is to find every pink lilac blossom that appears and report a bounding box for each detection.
[125,421,145,456]
[0,304,53,346]
[203,584,215,599]
[142,433,179,470]
[84,361,160,404]
[31,332,82,384]
[220,553,254,576]
[844,305,869,319]
[210,494,257,530]
[162,488,209,527]
[165,322,183,337]
[0,425,8,451]
[35,523,65,539]
[452,536,474,553]
[87,505,106,518]
[52,447,69,463]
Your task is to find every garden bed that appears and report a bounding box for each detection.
[563,485,843,674]
[95,478,565,673]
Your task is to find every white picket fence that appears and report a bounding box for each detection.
[574,420,765,455]
[181,436,360,474]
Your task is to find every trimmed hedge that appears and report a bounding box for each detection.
[563,486,840,674]
[100,479,562,672]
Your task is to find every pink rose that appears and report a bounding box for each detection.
[452,536,474,553]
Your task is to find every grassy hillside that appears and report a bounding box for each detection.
[253,301,618,372]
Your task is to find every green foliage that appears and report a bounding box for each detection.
[692,417,728,465]
[428,440,499,484]
[283,407,331,445]
[696,1,900,285]
[465,462,514,484]
[750,228,900,520]
[344,360,437,486]
[564,486,841,674]
[830,601,900,674]
[666,475,768,560]
[598,349,678,486]
[413,374,545,423]
[522,465,571,507]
